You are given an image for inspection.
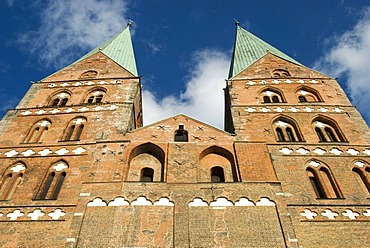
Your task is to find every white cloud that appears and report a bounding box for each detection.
[17,0,128,68]
[142,49,229,129]
[315,7,370,123]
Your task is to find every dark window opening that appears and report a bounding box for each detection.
[140,168,154,182]
[276,128,285,141]
[263,96,271,103]
[315,127,326,142]
[60,98,68,106]
[87,96,94,103]
[325,127,338,142]
[309,174,326,198]
[51,172,66,199]
[65,125,75,141]
[95,95,103,103]
[39,172,55,199]
[51,99,60,106]
[211,166,225,183]
[298,96,307,102]
[286,127,295,141]
[272,95,280,103]
[174,125,188,142]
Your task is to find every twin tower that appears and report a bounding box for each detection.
[0,23,369,247]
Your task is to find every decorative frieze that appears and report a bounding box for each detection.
[0,146,87,158]
[19,104,119,116]
[278,146,370,157]
[0,208,66,221]
[299,207,370,221]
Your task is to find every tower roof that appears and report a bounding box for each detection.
[77,24,138,76]
[228,24,301,79]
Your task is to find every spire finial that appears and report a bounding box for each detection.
[234,18,240,26]
[127,20,133,27]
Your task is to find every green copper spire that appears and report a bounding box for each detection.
[228,24,301,79]
[78,22,138,76]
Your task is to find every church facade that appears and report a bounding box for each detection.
[0,23,369,247]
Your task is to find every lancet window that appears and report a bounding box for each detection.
[273,118,303,142]
[85,89,105,104]
[0,162,26,200]
[313,119,345,142]
[37,161,68,200]
[63,117,86,141]
[24,119,51,143]
[49,91,71,107]
[306,161,342,199]
[261,88,285,103]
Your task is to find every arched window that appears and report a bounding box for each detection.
[85,89,105,104]
[128,143,165,182]
[0,162,26,200]
[272,69,290,77]
[273,118,303,142]
[37,161,68,200]
[80,70,98,79]
[313,118,345,142]
[306,161,342,199]
[24,119,51,143]
[140,168,154,182]
[63,117,86,141]
[261,88,285,103]
[352,161,370,195]
[296,87,322,103]
[199,146,239,183]
[49,91,71,107]
[211,166,225,183]
[174,124,188,142]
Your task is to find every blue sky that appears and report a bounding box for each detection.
[1,0,370,129]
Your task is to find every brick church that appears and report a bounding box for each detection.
[0,22,369,247]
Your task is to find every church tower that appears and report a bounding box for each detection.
[225,23,370,247]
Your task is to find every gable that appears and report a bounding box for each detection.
[232,53,330,80]
[42,52,136,83]
[126,115,235,144]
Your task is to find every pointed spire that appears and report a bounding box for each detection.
[228,25,301,79]
[77,22,138,76]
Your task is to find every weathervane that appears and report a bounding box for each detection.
[234,18,240,26]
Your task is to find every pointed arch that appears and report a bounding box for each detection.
[128,143,165,182]
[84,87,107,104]
[306,160,343,199]
[272,115,304,142]
[199,146,239,182]
[48,90,72,107]
[352,160,370,195]
[259,87,286,103]
[312,115,346,142]
[271,69,291,77]
[24,118,52,143]
[0,162,27,200]
[36,160,69,200]
[62,117,87,141]
[295,86,323,103]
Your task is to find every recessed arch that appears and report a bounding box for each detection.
[62,116,87,141]
[48,90,72,107]
[128,143,165,182]
[311,115,346,142]
[272,69,291,77]
[199,146,238,182]
[80,70,98,79]
[271,115,304,142]
[0,161,27,200]
[295,86,323,103]
[24,118,52,143]
[84,87,107,104]
[305,159,343,199]
[352,160,370,195]
[259,87,286,103]
[36,160,69,200]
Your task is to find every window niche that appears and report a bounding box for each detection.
[36,161,68,200]
[49,91,71,107]
[306,161,343,199]
[0,162,26,200]
[211,166,225,183]
[352,161,370,195]
[63,117,86,141]
[313,118,345,142]
[273,118,303,142]
[296,87,323,103]
[24,119,51,143]
[272,69,290,77]
[261,88,285,103]
[174,124,188,142]
[80,70,98,79]
[85,89,105,104]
